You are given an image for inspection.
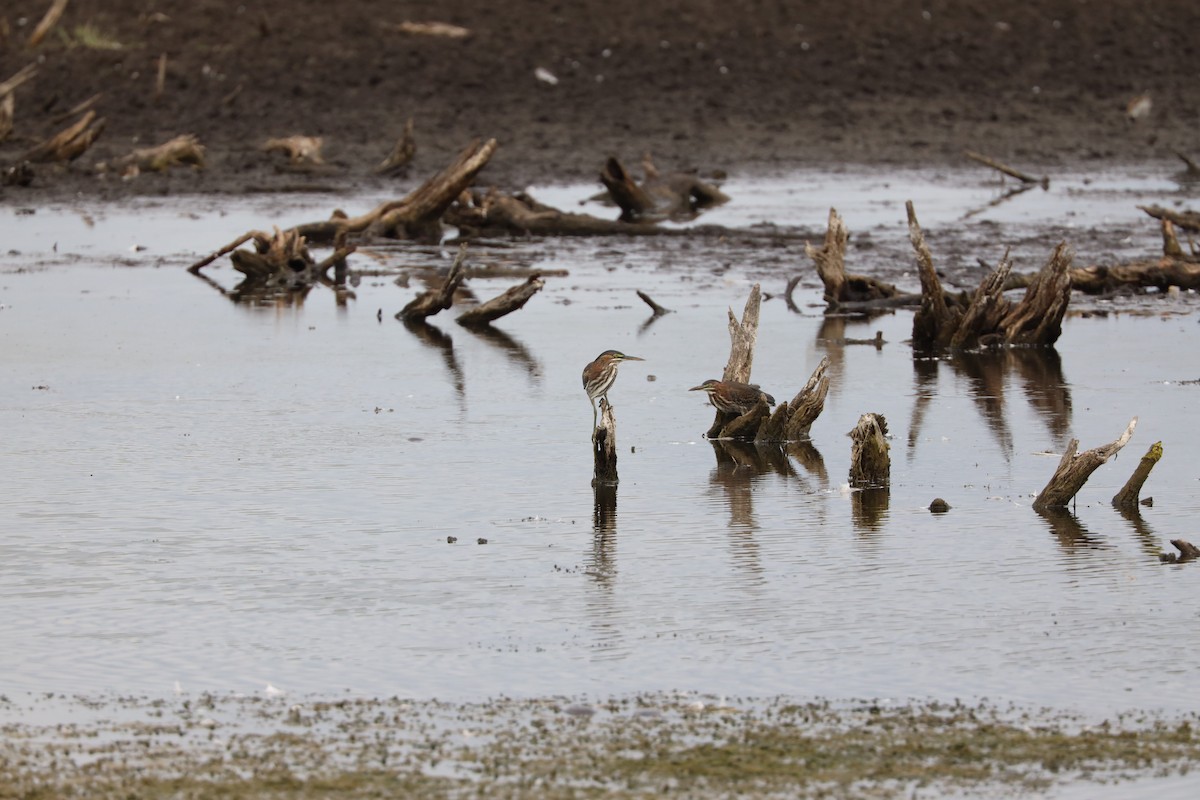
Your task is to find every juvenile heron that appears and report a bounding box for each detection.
[689,379,775,416]
[583,350,645,427]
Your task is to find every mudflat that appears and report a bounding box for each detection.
[2,0,1197,199]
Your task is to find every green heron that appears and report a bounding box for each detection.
[689,379,775,416]
[583,350,645,427]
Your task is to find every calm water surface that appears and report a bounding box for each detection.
[1,168,1198,724]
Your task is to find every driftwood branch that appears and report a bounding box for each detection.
[599,155,729,221]
[964,149,1049,188]
[1071,258,1200,294]
[455,275,544,328]
[1161,539,1200,564]
[264,135,324,165]
[22,110,106,163]
[1139,204,1200,233]
[0,63,39,98]
[848,413,890,489]
[1112,441,1162,509]
[294,138,497,244]
[100,134,205,176]
[397,244,468,322]
[592,398,619,485]
[1032,418,1137,511]
[636,290,671,316]
[1175,151,1200,178]
[27,0,69,48]
[600,157,656,221]
[375,118,416,175]
[1,64,38,141]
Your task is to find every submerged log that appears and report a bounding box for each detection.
[848,413,890,489]
[397,244,468,322]
[1032,418,1137,511]
[455,274,544,328]
[592,398,619,485]
[1112,441,1162,509]
[806,208,898,307]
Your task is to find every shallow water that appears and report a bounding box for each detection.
[1,167,1198,722]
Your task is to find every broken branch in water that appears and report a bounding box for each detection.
[636,290,671,316]
[397,243,468,322]
[1112,441,1162,509]
[964,149,1049,189]
[455,274,544,328]
[1160,539,1200,564]
[1032,418,1137,511]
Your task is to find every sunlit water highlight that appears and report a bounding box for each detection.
[1,167,1198,724]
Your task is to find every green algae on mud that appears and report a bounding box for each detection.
[2,693,1197,799]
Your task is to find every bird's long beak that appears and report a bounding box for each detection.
[621,355,645,362]
[688,384,706,392]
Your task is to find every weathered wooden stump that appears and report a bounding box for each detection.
[806,208,898,307]
[592,399,619,486]
[848,413,890,489]
[908,200,1072,351]
[1032,418,1137,511]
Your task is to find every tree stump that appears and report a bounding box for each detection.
[908,200,1072,350]
[848,413,890,489]
[592,398,619,486]
[806,208,897,307]
[757,356,832,442]
[1032,418,1137,511]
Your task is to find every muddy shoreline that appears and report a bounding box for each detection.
[3,1,1199,202]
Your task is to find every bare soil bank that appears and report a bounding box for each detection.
[2,0,1198,201]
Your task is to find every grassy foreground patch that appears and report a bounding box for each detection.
[0,693,1196,798]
